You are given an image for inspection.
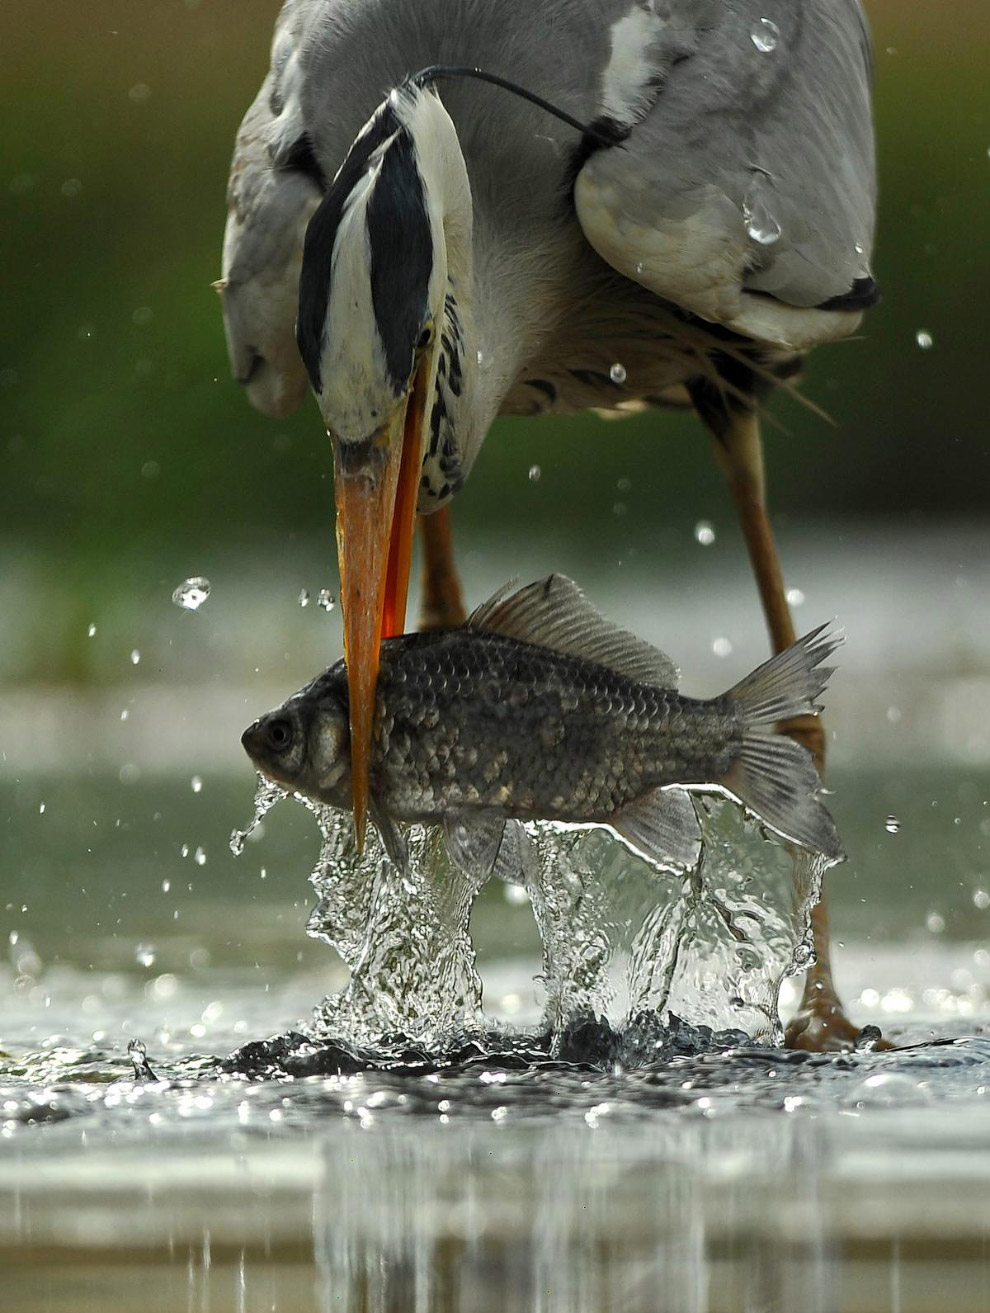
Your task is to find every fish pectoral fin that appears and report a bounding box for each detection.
[442,814,533,887]
[610,787,702,873]
[370,799,409,874]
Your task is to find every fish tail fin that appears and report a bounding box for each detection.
[725,623,841,725]
[721,625,845,860]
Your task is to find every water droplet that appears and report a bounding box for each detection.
[785,587,805,607]
[61,178,83,198]
[635,261,644,276]
[743,176,782,245]
[190,776,203,794]
[119,763,141,785]
[886,705,902,724]
[135,943,157,968]
[141,460,160,479]
[609,362,627,385]
[528,464,541,483]
[915,330,934,350]
[926,911,945,935]
[317,589,336,612]
[171,576,210,611]
[194,846,207,867]
[161,879,171,893]
[132,306,153,326]
[128,83,151,103]
[694,520,716,546]
[791,939,815,970]
[973,890,990,911]
[120,708,129,721]
[38,802,46,815]
[712,636,733,658]
[884,814,901,834]
[750,18,780,52]
[848,1072,932,1108]
[87,623,97,638]
[130,649,141,665]
[298,589,310,608]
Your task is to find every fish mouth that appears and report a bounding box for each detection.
[329,343,435,848]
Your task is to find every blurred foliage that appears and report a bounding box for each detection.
[1,0,988,581]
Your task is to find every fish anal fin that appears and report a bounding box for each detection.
[443,814,534,886]
[610,786,701,873]
[468,574,678,688]
[723,735,845,862]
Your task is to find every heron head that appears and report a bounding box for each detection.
[295,83,479,844]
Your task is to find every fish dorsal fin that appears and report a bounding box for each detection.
[467,574,678,688]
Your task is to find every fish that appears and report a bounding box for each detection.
[241,574,843,882]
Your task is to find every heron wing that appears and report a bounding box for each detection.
[574,0,877,351]
[219,2,339,418]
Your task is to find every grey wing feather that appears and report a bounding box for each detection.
[575,0,877,350]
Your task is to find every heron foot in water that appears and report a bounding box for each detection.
[786,981,894,1052]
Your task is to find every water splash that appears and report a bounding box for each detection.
[305,803,485,1045]
[230,780,828,1049]
[229,774,288,857]
[525,800,825,1045]
[233,790,487,1045]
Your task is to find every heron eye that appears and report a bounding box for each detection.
[266,719,293,753]
[416,323,434,352]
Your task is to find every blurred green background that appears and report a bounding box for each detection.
[2,0,988,652]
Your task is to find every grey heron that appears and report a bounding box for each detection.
[218,0,878,1050]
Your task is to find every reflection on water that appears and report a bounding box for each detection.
[316,1108,990,1313]
[5,1079,990,1313]
[320,1120,838,1313]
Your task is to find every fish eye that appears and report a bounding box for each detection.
[265,719,293,753]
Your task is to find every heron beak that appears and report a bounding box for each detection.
[331,348,433,848]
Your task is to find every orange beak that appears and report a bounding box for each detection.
[332,350,432,848]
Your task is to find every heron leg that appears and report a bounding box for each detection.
[417,505,466,631]
[690,391,884,1052]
